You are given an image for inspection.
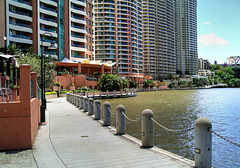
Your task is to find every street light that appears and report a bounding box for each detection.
[40,32,57,122]
[3,37,7,55]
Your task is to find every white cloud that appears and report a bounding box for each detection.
[198,33,230,47]
[204,22,211,25]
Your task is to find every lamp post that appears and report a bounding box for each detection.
[40,32,57,122]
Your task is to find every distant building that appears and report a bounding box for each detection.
[198,69,214,79]
[175,0,198,75]
[198,58,210,70]
[214,61,217,65]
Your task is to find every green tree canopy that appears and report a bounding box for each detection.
[129,80,138,88]
[17,52,56,88]
[99,74,122,91]
[122,78,129,89]
[210,64,223,71]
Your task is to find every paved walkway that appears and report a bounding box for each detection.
[0,97,194,168]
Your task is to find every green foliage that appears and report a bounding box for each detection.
[45,92,51,95]
[46,89,52,92]
[17,51,57,89]
[210,64,223,71]
[143,79,150,89]
[68,91,73,93]
[51,91,57,95]
[167,73,174,80]
[149,80,155,88]
[60,90,67,94]
[70,81,74,86]
[214,67,236,86]
[81,86,88,91]
[99,74,122,91]
[228,78,240,87]
[193,78,209,87]
[129,80,138,88]
[122,79,129,89]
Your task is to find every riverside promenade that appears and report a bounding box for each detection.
[0,97,194,168]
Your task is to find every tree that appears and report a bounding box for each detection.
[99,74,122,91]
[210,64,223,71]
[167,73,174,80]
[143,79,150,89]
[122,78,129,89]
[17,52,56,88]
[149,80,155,88]
[129,80,138,88]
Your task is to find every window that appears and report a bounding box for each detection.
[89,28,91,34]
[89,37,91,42]
[86,54,88,58]
[89,20,91,25]
[89,45,91,51]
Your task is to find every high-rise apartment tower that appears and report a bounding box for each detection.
[175,0,198,75]
[142,0,176,80]
[94,0,143,79]
[0,0,93,62]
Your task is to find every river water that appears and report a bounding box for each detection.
[101,88,240,168]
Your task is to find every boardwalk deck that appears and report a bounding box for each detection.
[32,97,194,168]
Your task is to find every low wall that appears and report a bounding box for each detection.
[55,74,98,90]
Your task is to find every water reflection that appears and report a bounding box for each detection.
[100,88,240,168]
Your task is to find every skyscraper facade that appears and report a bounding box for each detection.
[175,0,198,75]
[94,0,143,79]
[142,0,176,80]
[0,0,93,62]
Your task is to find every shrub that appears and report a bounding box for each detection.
[51,91,57,95]
[45,92,51,95]
[81,86,88,91]
[60,89,67,91]
[68,91,73,93]
[60,91,67,94]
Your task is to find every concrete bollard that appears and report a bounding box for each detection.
[93,91,95,98]
[79,96,84,109]
[131,89,133,96]
[94,100,101,120]
[70,94,73,103]
[141,109,154,147]
[107,90,109,97]
[116,105,126,135]
[195,117,212,168]
[83,96,88,112]
[121,90,123,96]
[87,91,89,97]
[77,95,80,108]
[74,95,77,106]
[88,98,94,116]
[114,90,116,97]
[103,102,111,126]
[126,89,128,96]
[100,90,101,97]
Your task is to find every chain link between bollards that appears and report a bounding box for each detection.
[150,117,195,132]
[122,112,141,122]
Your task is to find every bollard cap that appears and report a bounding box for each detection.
[116,105,125,111]
[89,98,93,101]
[83,96,88,100]
[103,101,111,106]
[142,109,154,117]
[94,99,101,103]
[195,117,212,126]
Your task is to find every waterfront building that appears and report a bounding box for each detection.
[175,0,198,75]
[0,0,93,62]
[94,0,143,80]
[198,58,210,70]
[142,0,176,80]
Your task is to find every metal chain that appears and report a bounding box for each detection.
[150,117,195,133]
[108,107,116,115]
[98,104,102,111]
[122,112,141,122]
[209,128,240,147]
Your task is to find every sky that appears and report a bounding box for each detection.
[197,0,240,64]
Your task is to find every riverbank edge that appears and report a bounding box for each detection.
[90,115,195,167]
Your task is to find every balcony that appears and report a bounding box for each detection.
[39,6,57,17]
[40,0,57,7]
[71,35,86,43]
[9,0,32,10]
[71,6,86,15]
[71,0,86,7]
[39,28,57,37]
[40,17,57,27]
[9,21,32,33]
[71,15,86,25]
[9,34,32,44]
